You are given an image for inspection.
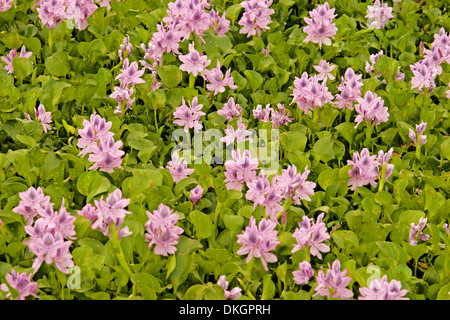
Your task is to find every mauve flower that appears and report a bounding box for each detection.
[166,152,195,183]
[347,148,380,190]
[236,216,279,271]
[303,2,337,48]
[88,136,125,173]
[144,203,183,256]
[115,58,145,87]
[0,0,14,12]
[366,0,394,29]
[179,42,211,77]
[238,0,274,37]
[118,35,133,61]
[292,212,330,259]
[173,96,205,133]
[205,60,237,95]
[313,59,335,81]
[291,72,333,114]
[293,261,314,285]
[210,9,230,36]
[409,121,427,147]
[190,185,204,206]
[34,104,52,133]
[359,275,409,300]
[1,46,32,74]
[0,270,38,300]
[314,260,353,299]
[409,217,430,246]
[354,90,389,129]
[246,171,271,208]
[217,97,242,121]
[218,275,242,300]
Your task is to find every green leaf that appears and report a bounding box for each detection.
[244,70,263,92]
[45,51,71,77]
[76,171,111,202]
[261,274,276,300]
[222,214,244,232]
[190,210,214,239]
[158,65,183,88]
[12,57,33,80]
[441,137,450,161]
[313,135,335,163]
[332,230,359,250]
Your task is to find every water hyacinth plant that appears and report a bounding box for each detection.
[0,0,449,303]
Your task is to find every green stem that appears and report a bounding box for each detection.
[154,103,159,132]
[378,165,386,193]
[109,223,133,278]
[189,73,195,89]
[415,137,422,160]
[212,202,223,241]
[48,28,53,55]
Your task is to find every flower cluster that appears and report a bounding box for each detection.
[13,187,75,274]
[166,152,195,183]
[190,185,204,206]
[292,212,330,259]
[359,275,409,300]
[276,165,316,206]
[314,260,353,299]
[0,0,14,12]
[291,72,333,114]
[35,0,98,30]
[224,148,259,191]
[303,2,337,48]
[179,42,211,78]
[334,67,363,110]
[0,270,39,300]
[409,121,428,147]
[237,216,280,271]
[253,103,292,128]
[366,0,394,29]
[313,59,336,82]
[217,275,242,300]
[347,147,394,191]
[238,0,274,38]
[205,60,238,95]
[409,217,430,246]
[77,112,124,172]
[354,90,389,129]
[217,97,242,122]
[25,104,53,134]
[144,203,184,256]
[78,189,132,240]
[221,117,253,146]
[173,96,205,133]
[292,261,314,285]
[2,45,32,74]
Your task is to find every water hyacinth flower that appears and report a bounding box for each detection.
[409,121,427,147]
[144,203,184,256]
[179,42,211,77]
[314,259,353,299]
[366,0,394,29]
[2,45,32,74]
[33,104,53,133]
[118,35,132,61]
[205,60,238,95]
[354,90,389,129]
[65,0,99,30]
[238,0,275,37]
[359,275,409,300]
[253,104,292,128]
[218,275,242,300]
[335,68,363,110]
[77,112,114,156]
[365,50,383,79]
[293,261,314,285]
[313,59,336,81]
[209,9,231,36]
[236,216,280,271]
[150,23,183,55]
[224,148,259,191]
[291,72,333,114]
[220,117,253,146]
[292,212,330,259]
[347,148,380,190]
[173,96,206,133]
[409,217,430,246]
[303,2,337,49]
[276,164,316,206]
[190,185,204,206]
[13,186,51,225]
[88,135,125,173]
[0,0,14,12]
[166,152,195,183]
[0,270,38,300]
[217,97,242,122]
[115,58,145,87]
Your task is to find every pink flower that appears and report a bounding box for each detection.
[179,42,211,77]
[88,136,125,173]
[144,203,183,256]
[291,72,333,114]
[303,2,337,48]
[408,121,428,147]
[34,104,52,133]
[313,59,336,81]
[118,35,133,61]
[36,0,69,29]
[220,117,253,146]
[0,0,14,12]
[314,260,353,299]
[209,9,231,36]
[190,185,204,206]
[354,90,389,129]
[365,50,383,78]
[77,113,114,157]
[0,270,38,300]
[409,217,430,246]
[217,97,242,121]
[359,275,409,300]
[173,96,205,133]
[293,261,314,285]
[1,45,33,74]
[150,23,182,55]
[166,152,195,183]
[292,212,330,259]
[245,171,271,207]
[238,0,274,37]
[224,149,259,190]
[347,148,379,190]
[276,165,316,205]
[218,275,242,300]
[115,58,145,87]
[366,0,394,29]
[236,216,280,271]
[205,60,238,95]
[13,186,51,225]
[261,179,283,223]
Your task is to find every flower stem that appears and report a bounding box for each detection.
[212,202,222,241]
[189,73,195,89]
[378,165,386,193]
[109,223,133,279]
